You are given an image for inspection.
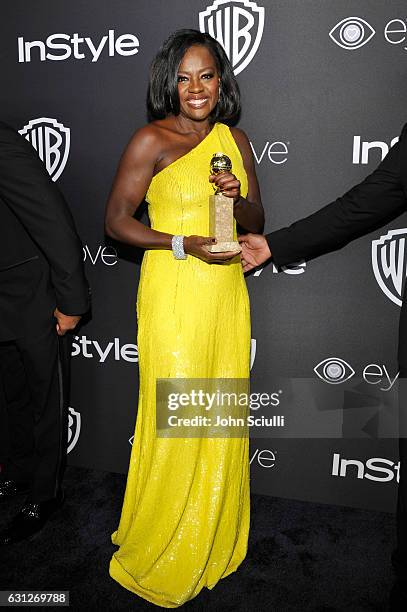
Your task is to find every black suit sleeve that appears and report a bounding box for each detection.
[0,123,90,315]
[266,124,407,268]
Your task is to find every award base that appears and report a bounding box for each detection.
[207,241,241,253]
[208,193,241,254]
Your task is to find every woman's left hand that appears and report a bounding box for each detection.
[209,172,241,202]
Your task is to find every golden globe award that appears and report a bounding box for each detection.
[207,152,241,253]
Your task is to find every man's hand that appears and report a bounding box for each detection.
[54,308,81,336]
[238,233,272,272]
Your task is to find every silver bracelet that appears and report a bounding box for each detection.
[171,235,187,259]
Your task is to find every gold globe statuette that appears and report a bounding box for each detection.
[207,152,241,253]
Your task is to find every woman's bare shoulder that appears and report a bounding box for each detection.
[125,120,176,156]
[229,126,259,178]
[229,126,250,149]
[119,123,167,165]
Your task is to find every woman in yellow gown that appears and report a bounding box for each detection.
[105,29,264,607]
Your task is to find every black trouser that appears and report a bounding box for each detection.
[392,366,407,579]
[0,324,71,503]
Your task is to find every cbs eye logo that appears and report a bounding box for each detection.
[329,17,375,50]
[314,358,355,384]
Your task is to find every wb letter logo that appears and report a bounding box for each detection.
[67,406,81,454]
[199,0,265,75]
[372,229,407,307]
[19,117,70,181]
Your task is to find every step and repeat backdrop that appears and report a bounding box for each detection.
[2,0,407,512]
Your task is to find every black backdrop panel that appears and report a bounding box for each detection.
[2,0,407,512]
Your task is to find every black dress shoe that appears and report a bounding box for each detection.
[0,489,65,545]
[0,479,29,502]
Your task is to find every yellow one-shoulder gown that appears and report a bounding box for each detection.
[109,122,251,607]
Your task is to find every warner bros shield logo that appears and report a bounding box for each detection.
[372,229,407,307]
[67,406,81,454]
[18,117,70,182]
[199,0,265,75]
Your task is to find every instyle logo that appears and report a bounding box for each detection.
[83,245,118,266]
[19,118,70,181]
[199,0,264,75]
[314,358,399,392]
[72,336,255,365]
[372,229,407,307]
[329,17,375,50]
[332,453,400,483]
[67,406,81,454]
[71,336,138,363]
[250,140,289,165]
[352,135,399,165]
[17,29,140,63]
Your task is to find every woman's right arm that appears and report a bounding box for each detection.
[105,126,172,249]
[105,126,243,262]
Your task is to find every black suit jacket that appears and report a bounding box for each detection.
[266,123,407,366]
[0,122,90,341]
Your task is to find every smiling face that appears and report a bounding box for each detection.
[176,44,220,122]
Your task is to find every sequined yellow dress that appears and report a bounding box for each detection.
[109,122,251,607]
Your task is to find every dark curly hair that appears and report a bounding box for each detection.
[147,29,241,125]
